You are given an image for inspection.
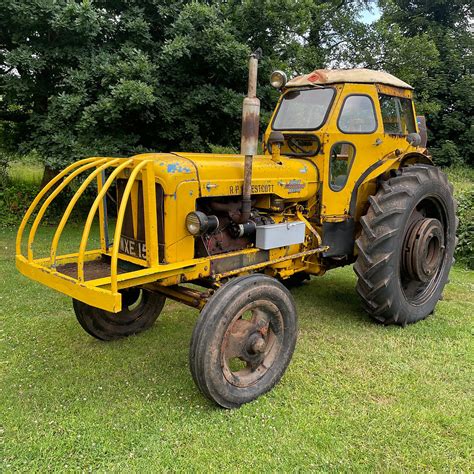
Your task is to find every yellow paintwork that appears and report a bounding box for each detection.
[113,152,318,263]
[16,79,428,312]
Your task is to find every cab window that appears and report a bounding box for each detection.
[329,142,356,191]
[272,88,335,131]
[337,95,377,133]
[379,95,416,135]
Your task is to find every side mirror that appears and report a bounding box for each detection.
[406,133,422,147]
[416,116,428,147]
[267,131,285,162]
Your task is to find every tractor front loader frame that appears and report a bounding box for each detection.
[15,156,204,312]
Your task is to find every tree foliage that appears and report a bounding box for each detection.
[372,0,473,165]
[0,0,472,172]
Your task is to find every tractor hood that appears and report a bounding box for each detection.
[131,152,318,201]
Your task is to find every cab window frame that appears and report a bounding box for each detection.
[271,86,337,132]
[337,94,378,135]
[378,94,417,136]
[328,141,356,192]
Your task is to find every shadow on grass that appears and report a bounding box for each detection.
[289,267,372,327]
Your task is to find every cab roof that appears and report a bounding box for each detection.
[285,68,413,90]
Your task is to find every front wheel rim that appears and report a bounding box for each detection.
[221,300,284,388]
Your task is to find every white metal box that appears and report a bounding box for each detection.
[255,221,306,250]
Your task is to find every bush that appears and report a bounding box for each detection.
[208,144,239,154]
[455,189,474,269]
[445,166,474,268]
[0,174,104,228]
[0,152,103,227]
[0,179,41,227]
[0,152,13,182]
[431,141,463,167]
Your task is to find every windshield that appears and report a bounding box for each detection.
[272,88,335,130]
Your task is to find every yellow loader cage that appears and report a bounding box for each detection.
[15,157,201,312]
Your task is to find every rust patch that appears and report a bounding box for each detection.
[211,250,269,275]
[147,284,213,310]
[56,258,128,281]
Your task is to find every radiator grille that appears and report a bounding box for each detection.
[116,179,165,262]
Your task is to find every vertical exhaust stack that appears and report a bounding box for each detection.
[238,48,262,224]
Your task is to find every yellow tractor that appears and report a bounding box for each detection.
[16,52,457,408]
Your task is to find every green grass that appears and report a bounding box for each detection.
[445,165,474,195]
[1,224,473,472]
[7,159,43,185]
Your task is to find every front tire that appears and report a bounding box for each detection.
[73,288,165,341]
[189,274,297,408]
[354,165,457,326]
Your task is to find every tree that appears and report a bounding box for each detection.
[374,0,474,165]
[0,0,184,183]
[2,0,410,181]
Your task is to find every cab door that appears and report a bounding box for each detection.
[321,83,383,220]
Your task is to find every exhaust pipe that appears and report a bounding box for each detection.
[237,48,261,224]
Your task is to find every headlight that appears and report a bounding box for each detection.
[186,211,219,236]
[270,70,287,89]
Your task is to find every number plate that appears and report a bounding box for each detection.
[119,236,147,260]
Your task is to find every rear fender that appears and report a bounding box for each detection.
[351,151,434,220]
[399,151,433,167]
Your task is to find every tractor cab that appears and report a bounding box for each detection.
[264,68,426,219]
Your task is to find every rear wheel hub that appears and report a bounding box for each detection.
[403,217,445,283]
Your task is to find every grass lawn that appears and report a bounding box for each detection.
[1,223,473,472]
[7,159,44,185]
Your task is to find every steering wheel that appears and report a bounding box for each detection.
[286,135,321,157]
[287,137,307,154]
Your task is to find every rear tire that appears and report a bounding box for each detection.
[189,274,297,408]
[354,165,457,326]
[73,288,165,341]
